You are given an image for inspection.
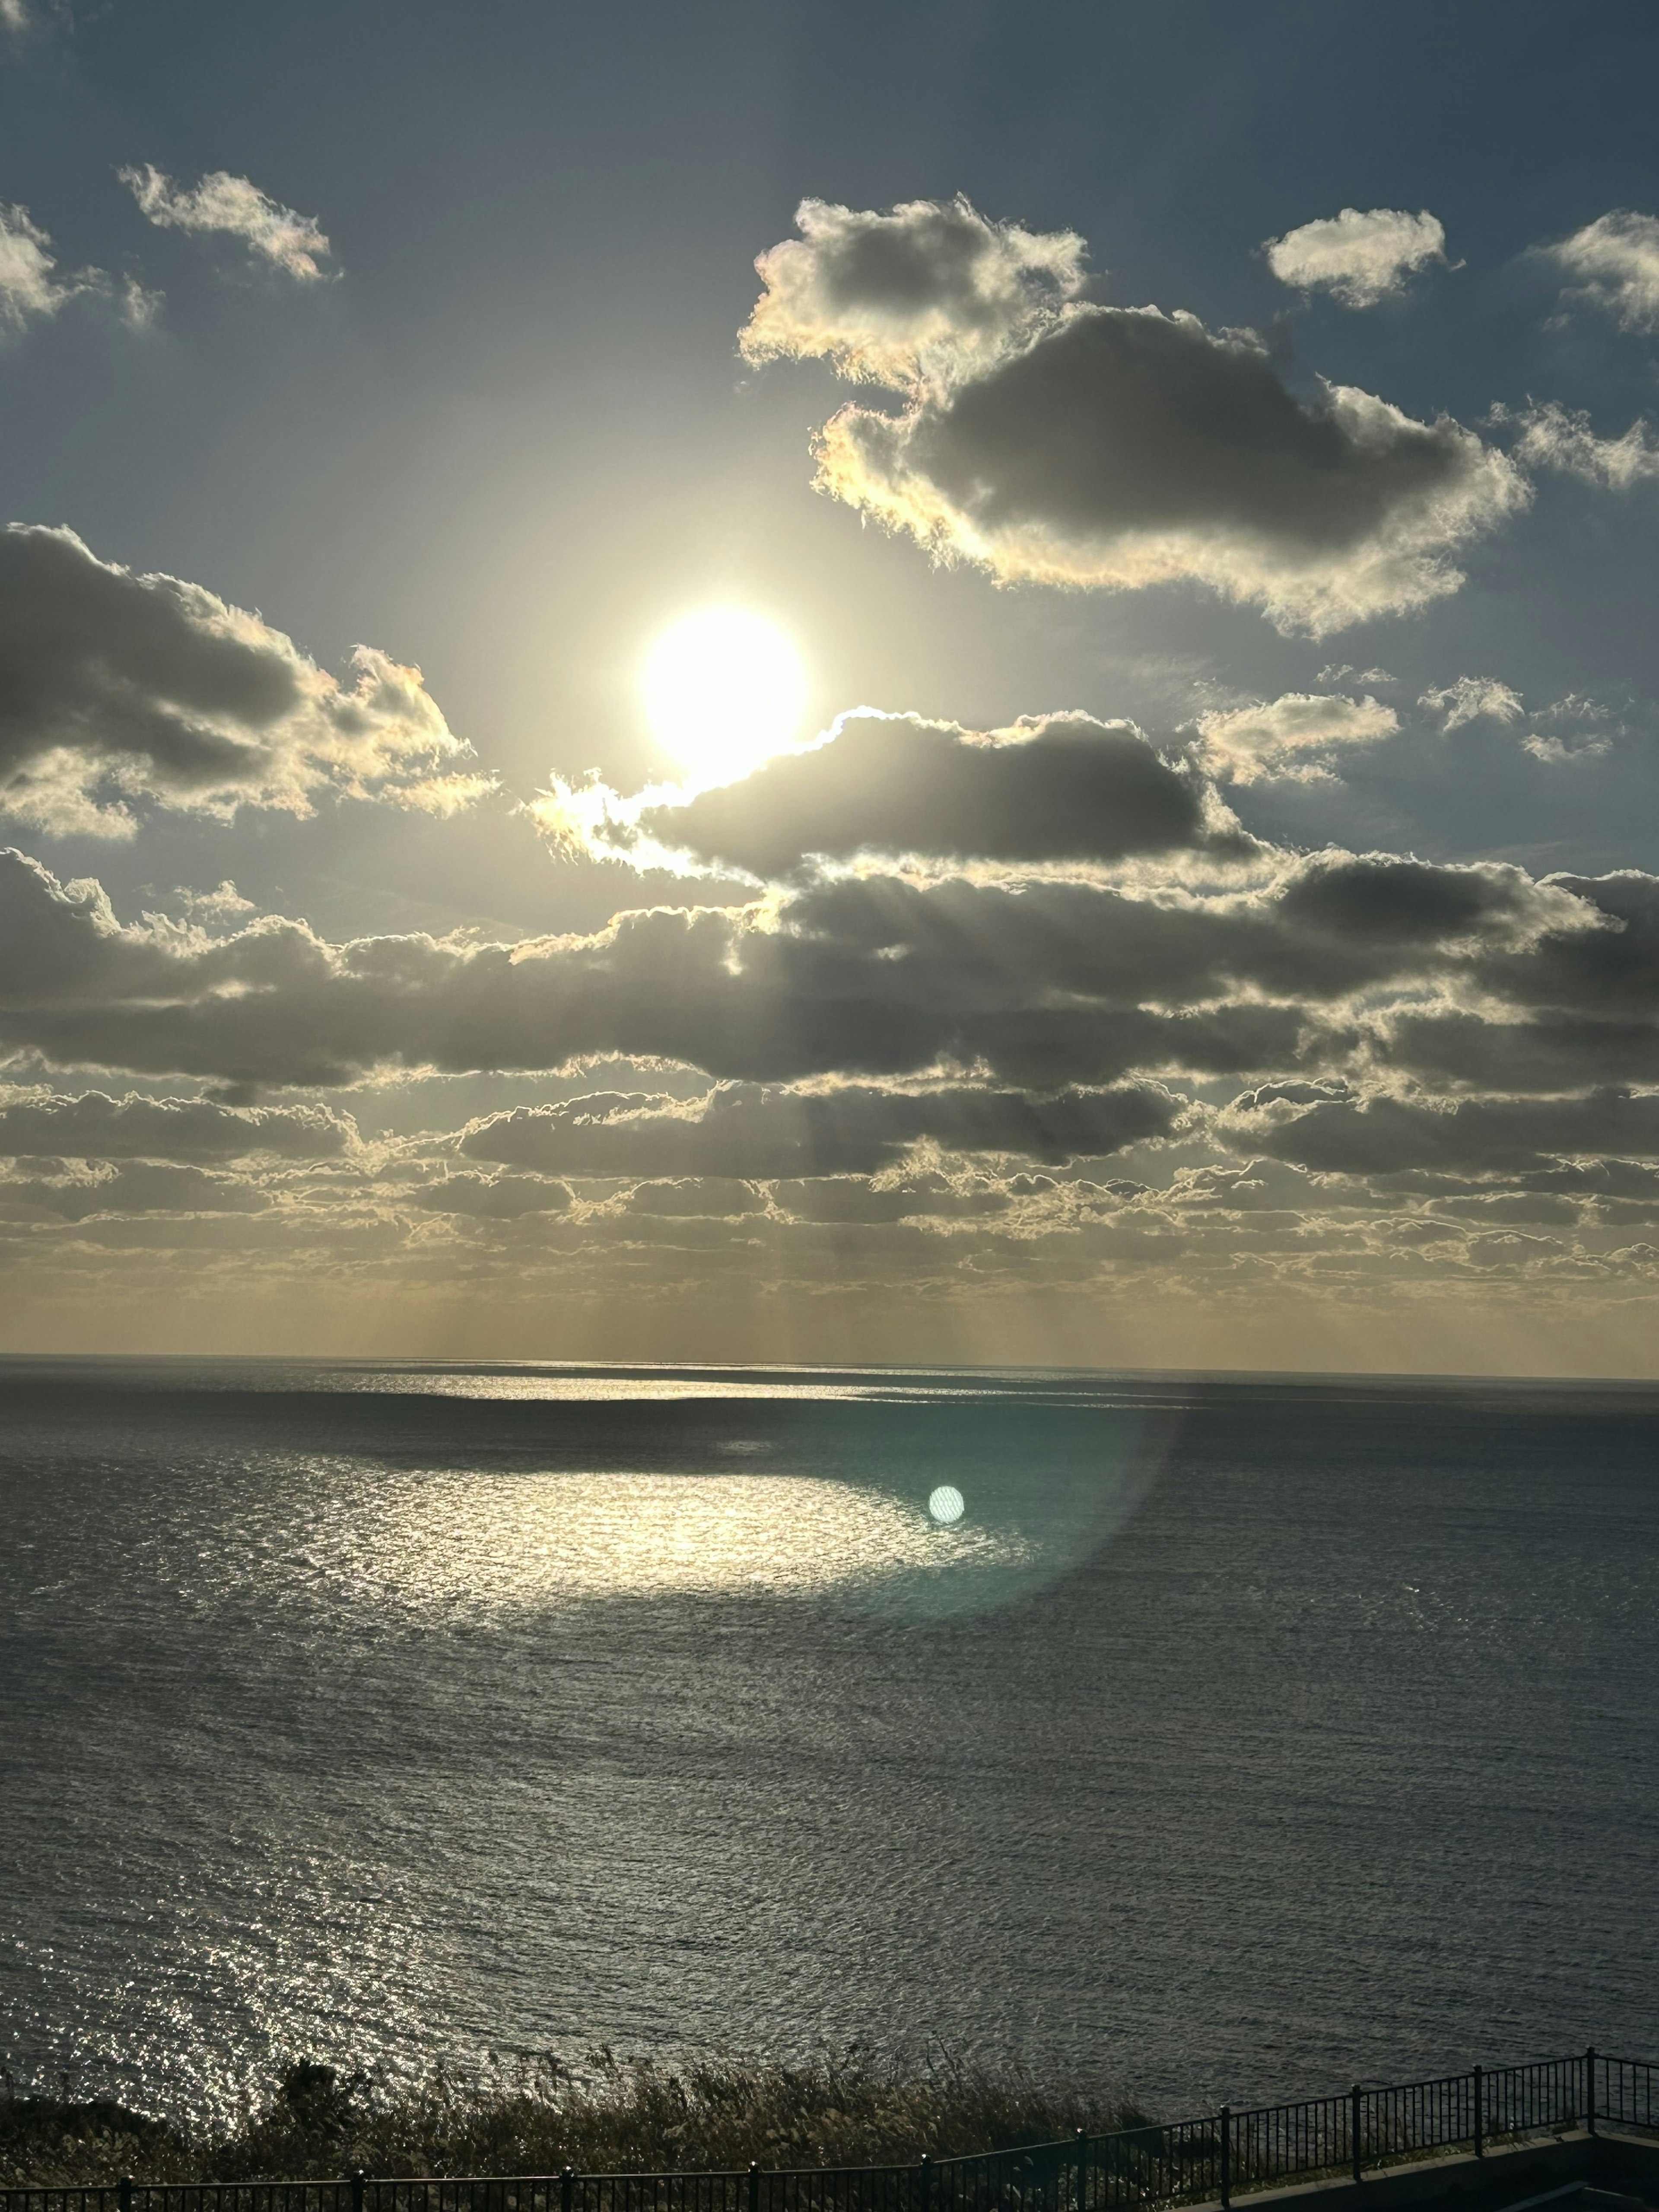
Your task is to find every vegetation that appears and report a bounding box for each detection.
[0,2050,1154,2187]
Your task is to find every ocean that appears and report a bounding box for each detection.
[1,1359,1655,2132]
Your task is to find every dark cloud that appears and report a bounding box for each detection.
[1228,1087,1659,1176]
[1472,872,1659,1014]
[0,1161,272,1219]
[615,1178,767,1217]
[744,200,1524,635]
[612,711,1242,877]
[403,1171,573,1219]
[461,1081,1183,1178]
[0,1088,354,1161]
[1378,1011,1659,1091]
[0,848,1600,1094]
[0,525,484,836]
[769,1172,1011,1224]
[1275,855,1550,942]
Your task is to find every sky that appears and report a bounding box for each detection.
[5,0,1659,1371]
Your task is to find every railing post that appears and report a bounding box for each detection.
[1351,2087,1362,2185]
[1219,2107,1231,2210]
[1473,2068,1483,2160]
[918,2153,931,2212]
[1586,2048,1597,2137]
[1076,2126,1089,2212]
[749,2163,761,2212]
[118,2178,134,2212]
[561,2168,574,2212]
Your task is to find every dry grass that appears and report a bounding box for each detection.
[1,2050,1155,2187]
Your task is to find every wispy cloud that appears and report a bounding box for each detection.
[119,165,336,281]
[1197,693,1398,783]
[0,203,101,328]
[1418,676,1525,731]
[1541,207,1659,329]
[1497,399,1659,488]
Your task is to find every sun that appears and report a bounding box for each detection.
[640,607,807,787]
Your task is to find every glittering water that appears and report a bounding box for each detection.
[1,1360,1656,2129]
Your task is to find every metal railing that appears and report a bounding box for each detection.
[5,2048,1655,2212]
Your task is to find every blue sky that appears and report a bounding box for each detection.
[3,0,1659,1371]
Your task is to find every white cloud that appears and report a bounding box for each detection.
[0,524,489,836]
[745,199,1526,636]
[1498,399,1659,488]
[119,165,335,282]
[1543,208,1659,329]
[1264,207,1449,308]
[1522,731,1611,764]
[1197,693,1398,783]
[1418,676,1525,731]
[0,203,97,327]
[175,880,257,924]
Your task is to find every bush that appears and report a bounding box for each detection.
[1,2049,1153,2186]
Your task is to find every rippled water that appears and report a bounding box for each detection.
[2,1359,1656,2129]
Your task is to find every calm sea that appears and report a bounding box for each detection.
[2,1359,1655,2129]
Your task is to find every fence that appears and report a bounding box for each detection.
[6,2049,1656,2212]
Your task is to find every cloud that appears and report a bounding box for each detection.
[1418,675,1524,730]
[1523,730,1611,764]
[120,165,335,281]
[1542,208,1659,329]
[1196,692,1398,783]
[1225,1085,1659,1176]
[0,1160,272,1220]
[740,194,1085,389]
[461,1080,1185,1178]
[0,203,97,327]
[560,709,1246,879]
[1373,1010,1659,1093]
[175,880,257,924]
[403,1170,574,1220]
[745,199,1525,636]
[0,525,485,835]
[1264,207,1449,308]
[616,1177,768,1218]
[0,840,1603,1098]
[0,1089,354,1160]
[1497,399,1659,488]
[1470,870,1659,1015]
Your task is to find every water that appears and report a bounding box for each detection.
[2,1358,1656,2130]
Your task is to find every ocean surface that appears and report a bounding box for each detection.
[2,1358,1656,2130]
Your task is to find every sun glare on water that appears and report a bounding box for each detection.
[641,607,807,786]
[262,1468,1030,1615]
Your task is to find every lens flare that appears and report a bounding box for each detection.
[641,607,807,786]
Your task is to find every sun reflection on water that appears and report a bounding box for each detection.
[296,1469,1030,1614]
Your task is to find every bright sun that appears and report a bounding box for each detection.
[641,607,807,787]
